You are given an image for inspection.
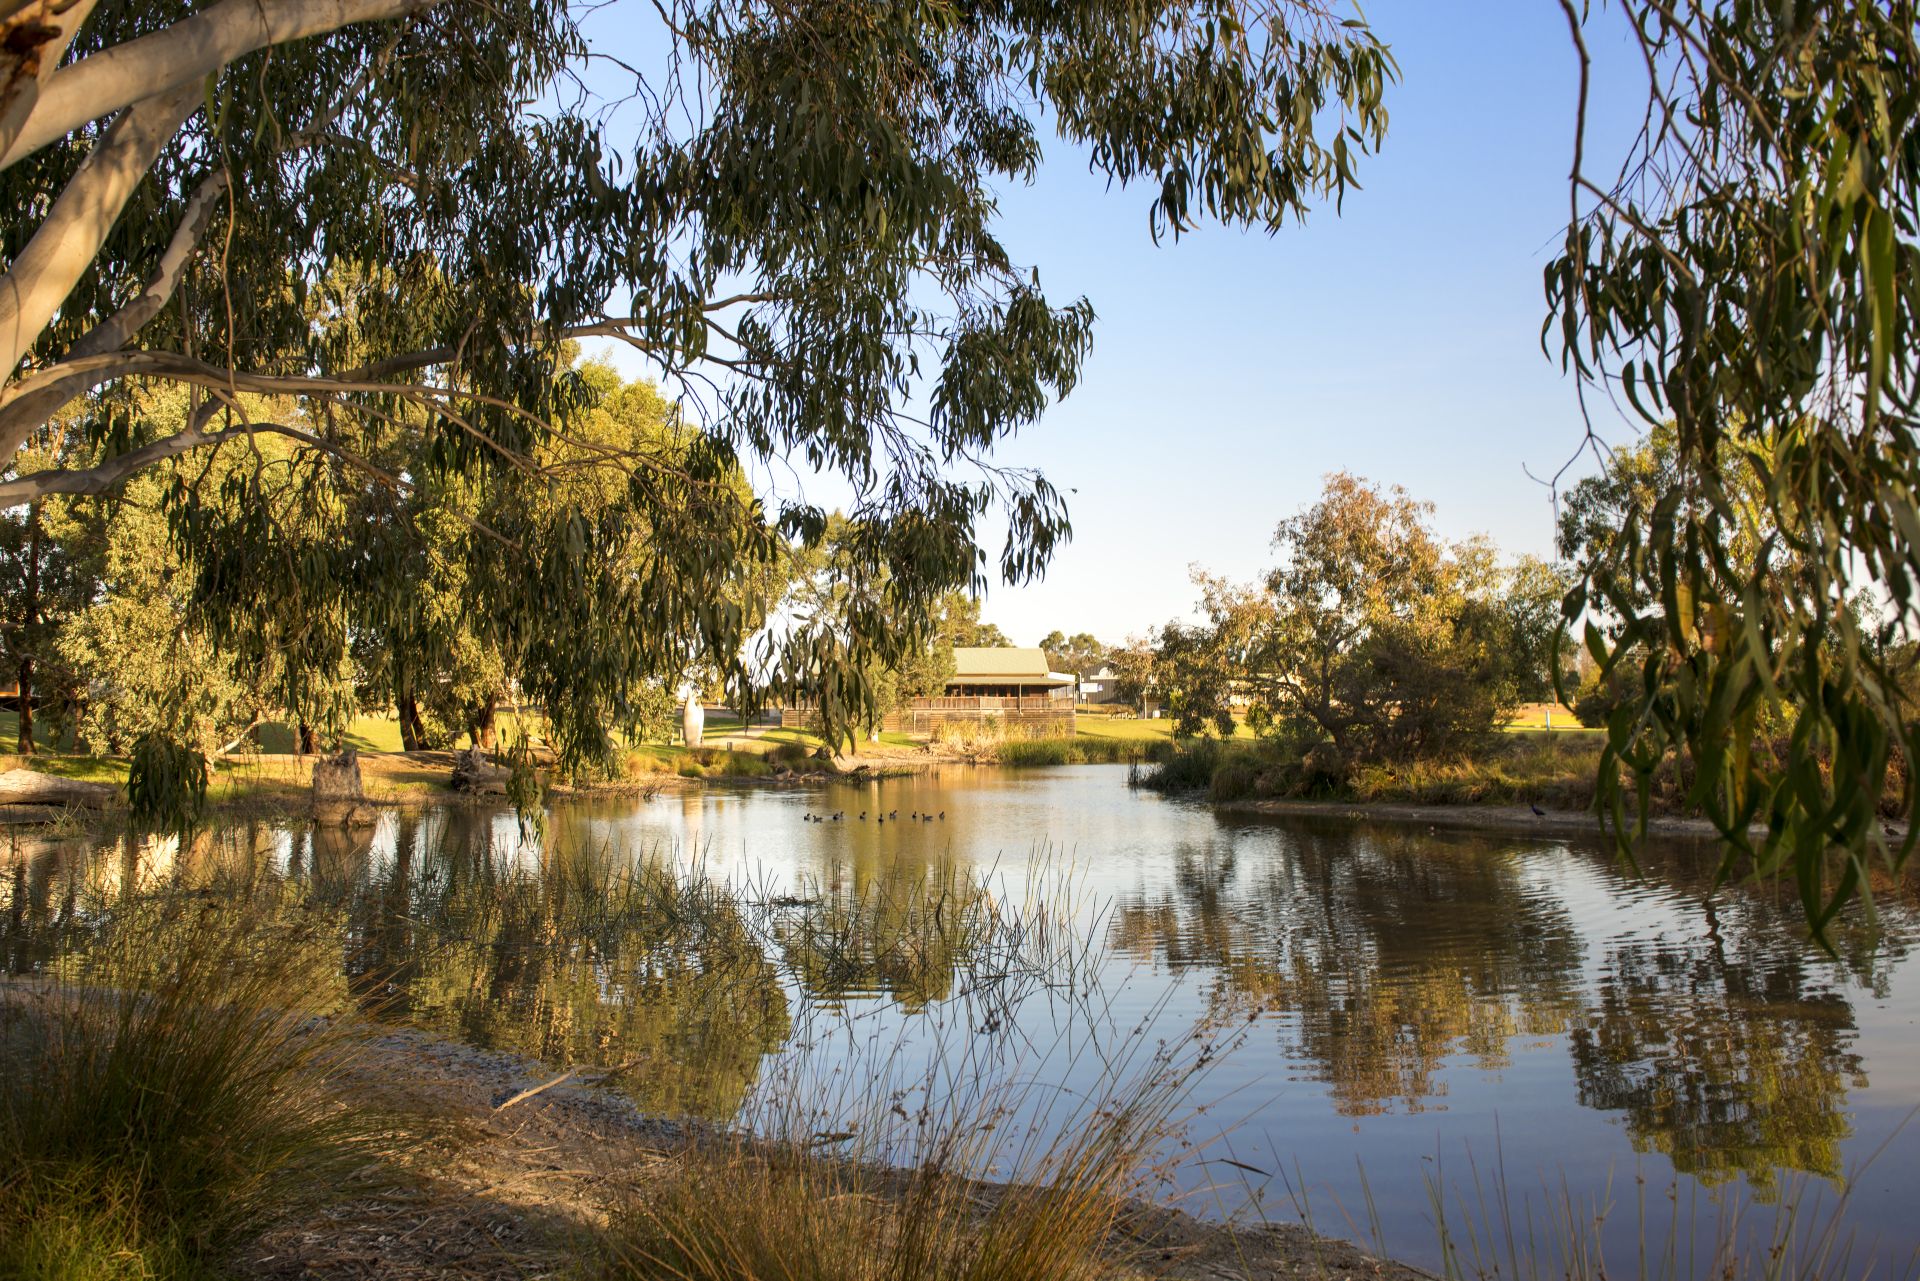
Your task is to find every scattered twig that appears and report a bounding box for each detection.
[491,1068,578,1113]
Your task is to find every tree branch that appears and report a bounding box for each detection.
[0,309,740,473]
[0,81,201,445]
[0,169,227,450]
[0,404,402,505]
[0,342,457,459]
[0,0,443,171]
[75,170,231,361]
[0,0,100,159]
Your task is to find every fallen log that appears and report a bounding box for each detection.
[0,768,119,809]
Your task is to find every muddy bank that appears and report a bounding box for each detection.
[242,1024,1433,1280]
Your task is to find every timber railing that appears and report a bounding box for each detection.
[781,695,1075,736]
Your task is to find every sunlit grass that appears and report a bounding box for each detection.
[1077,716,1257,743]
[0,750,126,786]
[1498,702,1596,733]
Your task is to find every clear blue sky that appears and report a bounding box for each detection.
[970,0,1654,647]
[591,1,1650,648]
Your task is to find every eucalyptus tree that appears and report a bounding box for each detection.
[0,0,1392,794]
[1037,630,1108,676]
[0,453,86,753]
[1546,2,1920,924]
[780,513,973,744]
[1161,474,1567,761]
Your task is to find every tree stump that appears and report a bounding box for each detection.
[0,768,118,809]
[450,746,510,795]
[311,748,377,827]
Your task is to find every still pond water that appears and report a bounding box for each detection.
[6,765,1918,1275]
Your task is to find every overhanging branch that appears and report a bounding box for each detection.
[0,0,443,171]
[0,404,402,505]
[0,81,201,451]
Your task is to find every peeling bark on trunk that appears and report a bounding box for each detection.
[297,721,317,755]
[0,0,439,172]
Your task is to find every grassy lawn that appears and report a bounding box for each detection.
[1500,702,1597,732]
[255,714,408,754]
[4,710,420,758]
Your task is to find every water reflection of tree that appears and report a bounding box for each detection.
[1107,820,1915,1192]
[330,811,792,1120]
[1563,844,1913,1192]
[1111,827,1588,1115]
[2,813,794,1121]
[1572,934,1866,1193]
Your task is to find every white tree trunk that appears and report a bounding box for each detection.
[0,0,439,171]
[0,83,199,404]
[0,0,102,160]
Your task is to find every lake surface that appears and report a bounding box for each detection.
[6,765,1918,1276]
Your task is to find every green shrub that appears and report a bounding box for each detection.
[1145,732,1614,811]
[1142,738,1230,792]
[722,750,771,777]
[1208,757,1259,801]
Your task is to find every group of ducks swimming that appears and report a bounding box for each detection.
[802,809,945,824]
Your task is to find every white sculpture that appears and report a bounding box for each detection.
[681,690,705,747]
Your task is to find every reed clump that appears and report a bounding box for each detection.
[672,747,778,779]
[997,736,1142,766]
[929,725,1145,766]
[606,1142,1138,1281]
[0,890,371,1280]
[600,1014,1219,1281]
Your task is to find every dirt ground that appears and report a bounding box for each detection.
[242,1027,1433,1281]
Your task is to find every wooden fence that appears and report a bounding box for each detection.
[782,696,1075,738]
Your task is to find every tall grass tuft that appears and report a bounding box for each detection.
[931,729,1145,767]
[0,890,370,1279]
[600,838,1229,1281]
[600,1011,1223,1281]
